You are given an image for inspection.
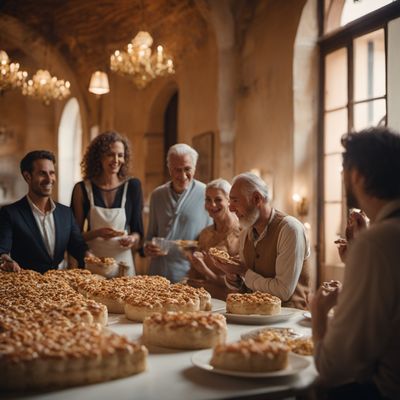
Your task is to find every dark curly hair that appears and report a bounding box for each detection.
[342,127,400,200]
[81,131,131,180]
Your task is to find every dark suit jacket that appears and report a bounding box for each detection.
[0,196,88,273]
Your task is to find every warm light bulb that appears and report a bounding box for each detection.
[292,193,301,203]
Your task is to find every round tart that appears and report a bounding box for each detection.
[210,339,289,372]
[226,291,281,315]
[0,269,148,390]
[142,311,227,349]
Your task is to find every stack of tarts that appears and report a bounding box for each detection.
[0,269,148,391]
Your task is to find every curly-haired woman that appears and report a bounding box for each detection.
[71,131,143,276]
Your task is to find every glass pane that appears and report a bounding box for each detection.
[354,29,386,101]
[324,108,348,153]
[353,99,386,130]
[324,203,344,265]
[324,154,343,202]
[325,48,347,110]
[341,0,394,26]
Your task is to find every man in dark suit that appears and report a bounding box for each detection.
[0,150,90,274]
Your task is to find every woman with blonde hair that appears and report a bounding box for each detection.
[186,178,240,300]
[71,131,143,276]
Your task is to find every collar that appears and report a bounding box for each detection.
[374,199,400,223]
[26,195,56,216]
[248,207,275,244]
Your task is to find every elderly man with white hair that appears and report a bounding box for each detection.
[144,143,212,282]
[212,172,310,309]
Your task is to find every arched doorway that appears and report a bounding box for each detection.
[58,97,82,205]
[163,91,178,179]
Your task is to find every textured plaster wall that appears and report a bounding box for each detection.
[234,1,306,213]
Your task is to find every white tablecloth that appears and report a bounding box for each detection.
[5,308,317,400]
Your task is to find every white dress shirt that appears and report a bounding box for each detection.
[27,196,56,258]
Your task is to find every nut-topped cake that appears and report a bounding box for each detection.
[142,311,227,349]
[0,269,148,390]
[226,291,281,315]
[210,338,289,372]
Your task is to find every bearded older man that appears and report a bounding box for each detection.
[212,172,310,309]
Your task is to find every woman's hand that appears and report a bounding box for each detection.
[187,251,220,283]
[94,227,120,239]
[212,256,247,276]
[119,233,140,249]
[190,251,208,275]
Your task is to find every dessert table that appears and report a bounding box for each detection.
[5,307,317,400]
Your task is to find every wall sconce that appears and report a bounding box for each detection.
[89,71,109,95]
[292,193,309,217]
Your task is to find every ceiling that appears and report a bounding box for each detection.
[0,0,210,87]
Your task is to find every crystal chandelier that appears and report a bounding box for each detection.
[22,69,71,106]
[110,31,174,89]
[0,50,28,93]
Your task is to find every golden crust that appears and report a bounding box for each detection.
[0,269,147,390]
[226,291,281,315]
[210,339,289,372]
[142,311,227,349]
[209,247,240,266]
[174,240,199,249]
[252,328,314,356]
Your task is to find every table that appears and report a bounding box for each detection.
[5,308,317,400]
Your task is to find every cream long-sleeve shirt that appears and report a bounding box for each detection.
[314,200,400,400]
[226,209,310,301]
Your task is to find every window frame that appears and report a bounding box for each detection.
[316,1,400,284]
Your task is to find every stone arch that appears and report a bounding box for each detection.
[195,0,236,179]
[142,80,179,204]
[324,0,345,32]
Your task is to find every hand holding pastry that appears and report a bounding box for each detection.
[346,210,368,241]
[209,248,247,275]
[321,279,342,293]
[119,233,140,249]
[95,227,121,239]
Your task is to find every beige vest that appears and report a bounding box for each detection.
[243,210,310,310]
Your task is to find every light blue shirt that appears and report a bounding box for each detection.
[146,179,212,282]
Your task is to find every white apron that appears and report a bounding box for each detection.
[85,180,135,276]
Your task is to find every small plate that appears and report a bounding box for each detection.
[302,310,333,321]
[224,307,300,325]
[192,349,311,378]
[211,298,226,313]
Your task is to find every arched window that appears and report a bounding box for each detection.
[318,0,400,280]
[58,97,82,205]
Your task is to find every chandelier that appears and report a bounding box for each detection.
[22,69,71,106]
[110,31,174,89]
[0,50,28,93]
